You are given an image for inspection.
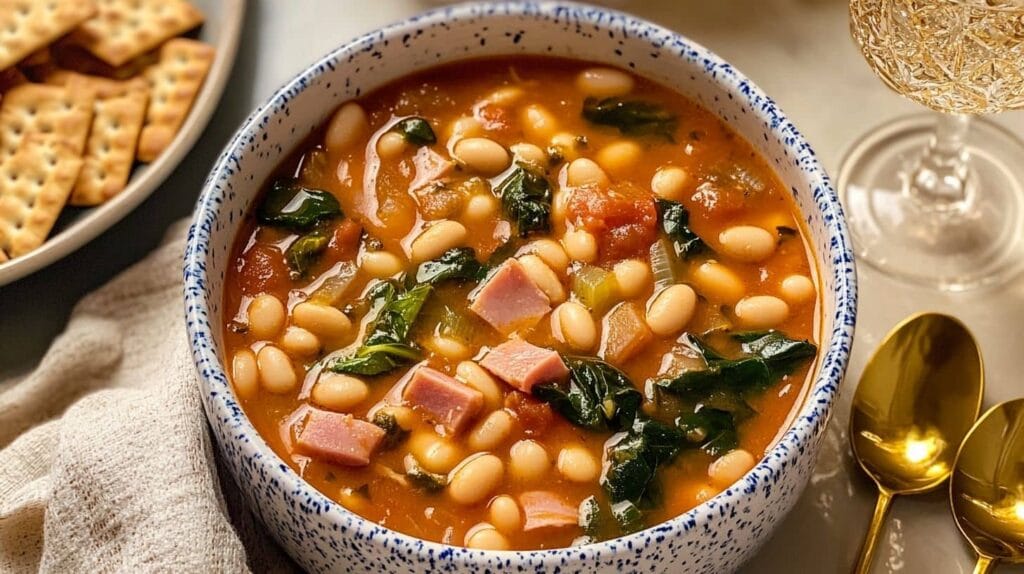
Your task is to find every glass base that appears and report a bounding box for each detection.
[838,114,1024,291]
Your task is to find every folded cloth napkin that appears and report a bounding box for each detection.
[0,221,298,573]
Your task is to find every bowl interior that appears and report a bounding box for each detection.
[186,2,855,570]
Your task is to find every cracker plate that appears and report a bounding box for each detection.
[0,0,244,286]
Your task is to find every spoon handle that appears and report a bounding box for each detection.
[854,488,894,574]
[972,555,996,574]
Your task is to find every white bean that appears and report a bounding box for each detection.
[231,349,259,400]
[488,495,522,534]
[708,449,756,488]
[718,225,776,263]
[646,284,697,337]
[486,86,524,106]
[552,302,597,351]
[453,137,511,176]
[410,220,468,263]
[427,335,472,362]
[449,454,504,505]
[651,166,689,201]
[465,525,510,550]
[463,194,499,224]
[613,259,652,299]
[521,104,558,142]
[279,326,321,357]
[311,372,369,412]
[520,239,569,275]
[410,431,463,473]
[247,294,286,339]
[361,250,405,279]
[576,67,635,98]
[256,345,297,394]
[292,302,352,339]
[376,131,407,159]
[456,361,503,410]
[780,274,816,304]
[508,439,550,482]
[735,295,789,329]
[518,254,566,303]
[447,115,483,140]
[596,140,641,177]
[565,158,609,187]
[692,261,746,304]
[510,142,547,167]
[325,102,368,152]
[562,229,598,263]
[467,410,515,452]
[556,445,600,483]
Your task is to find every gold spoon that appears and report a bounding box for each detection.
[951,399,1024,574]
[850,312,984,574]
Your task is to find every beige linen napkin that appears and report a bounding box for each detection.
[0,221,296,573]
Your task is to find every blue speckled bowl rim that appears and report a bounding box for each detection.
[184,0,857,564]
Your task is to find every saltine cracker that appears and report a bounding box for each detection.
[137,38,213,162]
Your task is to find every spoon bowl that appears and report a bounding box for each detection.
[850,312,984,573]
[951,398,1024,574]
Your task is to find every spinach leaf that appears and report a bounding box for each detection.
[404,457,447,492]
[327,281,432,376]
[610,500,645,535]
[578,496,603,538]
[532,356,642,431]
[284,225,331,278]
[602,418,684,510]
[657,199,707,260]
[390,117,436,146]
[413,247,488,286]
[582,97,678,141]
[735,330,817,375]
[496,165,552,237]
[372,410,410,450]
[676,407,738,457]
[257,179,342,229]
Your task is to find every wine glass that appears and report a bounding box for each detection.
[840,0,1024,291]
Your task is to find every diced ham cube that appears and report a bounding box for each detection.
[295,409,386,467]
[600,301,653,365]
[480,339,568,394]
[470,259,551,335]
[402,366,483,434]
[520,491,579,531]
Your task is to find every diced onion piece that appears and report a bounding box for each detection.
[649,238,677,291]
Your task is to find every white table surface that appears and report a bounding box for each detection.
[2,1,1023,572]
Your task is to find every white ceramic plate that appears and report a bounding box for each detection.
[0,0,245,286]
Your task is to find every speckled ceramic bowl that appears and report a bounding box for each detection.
[184,2,857,572]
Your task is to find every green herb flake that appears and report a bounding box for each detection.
[582,97,678,141]
[390,117,437,146]
[657,199,707,260]
[371,411,410,450]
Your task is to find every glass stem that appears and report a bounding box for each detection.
[907,113,972,210]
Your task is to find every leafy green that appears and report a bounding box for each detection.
[284,225,331,278]
[582,97,678,140]
[532,357,642,431]
[602,418,684,510]
[495,165,552,237]
[610,500,645,534]
[656,332,817,395]
[676,407,738,457]
[390,117,436,146]
[372,411,409,450]
[257,179,342,229]
[327,281,432,376]
[657,199,707,260]
[578,496,603,538]
[413,247,487,286]
[404,457,447,492]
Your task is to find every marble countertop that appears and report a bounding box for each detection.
[2,1,1022,572]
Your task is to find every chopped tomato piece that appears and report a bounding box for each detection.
[566,182,657,261]
[685,179,746,223]
[235,242,289,296]
[325,219,362,262]
[504,391,554,437]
